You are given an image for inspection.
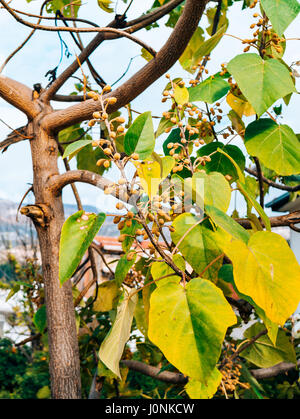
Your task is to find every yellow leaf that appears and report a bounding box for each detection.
[133,159,162,200]
[185,368,222,399]
[225,231,300,325]
[226,92,256,118]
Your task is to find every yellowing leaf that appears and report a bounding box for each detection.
[97,0,113,13]
[133,160,162,200]
[141,47,154,62]
[191,171,232,213]
[148,278,236,382]
[174,84,189,105]
[99,286,138,378]
[185,368,222,399]
[225,231,300,325]
[226,92,255,118]
[151,254,185,288]
[94,280,121,312]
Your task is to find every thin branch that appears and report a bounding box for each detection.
[253,157,264,208]
[42,0,208,132]
[47,169,132,204]
[0,1,157,56]
[246,167,300,192]
[236,211,300,230]
[42,0,184,101]
[0,125,31,152]
[230,328,268,363]
[0,0,50,73]
[121,360,188,385]
[251,359,300,380]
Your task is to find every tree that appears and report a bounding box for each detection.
[0,0,300,400]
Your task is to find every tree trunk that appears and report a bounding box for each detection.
[28,111,81,399]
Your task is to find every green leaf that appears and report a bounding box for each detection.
[227,54,296,117]
[62,139,93,160]
[94,280,121,312]
[205,205,250,244]
[261,0,300,36]
[241,322,297,368]
[76,143,109,175]
[216,147,271,231]
[120,219,142,253]
[99,286,138,378]
[197,142,245,181]
[245,119,300,176]
[124,112,155,160]
[179,27,205,73]
[36,385,51,399]
[148,278,236,382]
[191,171,232,213]
[155,115,174,138]
[33,305,47,333]
[188,73,230,104]
[151,254,185,288]
[185,368,222,399]
[59,211,106,285]
[115,253,137,287]
[224,231,300,325]
[171,213,224,281]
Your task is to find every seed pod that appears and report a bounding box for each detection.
[103,160,110,168]
[131,153,139,160]
[116,202,124,210]
[118,220,125,230]
[104,148,112,156]
[96,159,105,166]
[107,97,117,104]
[103,85,112,93]
[148,213,155,222]
[113,153,121,160]
[113,216,121,224]
[118,234,126,242]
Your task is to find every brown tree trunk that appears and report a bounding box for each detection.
[28,110,81,399]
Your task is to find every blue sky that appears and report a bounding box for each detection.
[0,0,299,216]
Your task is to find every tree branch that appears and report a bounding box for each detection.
[41,0,184,102]
[0,75,40,118]
[246,167,300,192]
[41,0,208,132]
[251,359,300,380]
[47,169,133,204]
[236,211,300,230]
[121,360,188,385]
[0,2,157,56]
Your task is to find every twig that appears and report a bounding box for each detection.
[245,167,300,192]
[121,360,188,384]
[253,157,264,208]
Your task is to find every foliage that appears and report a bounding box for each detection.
[1,0,300,400]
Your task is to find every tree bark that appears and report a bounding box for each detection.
[28,108,81,399]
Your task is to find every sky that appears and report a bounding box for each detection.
[0,0,299,216]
